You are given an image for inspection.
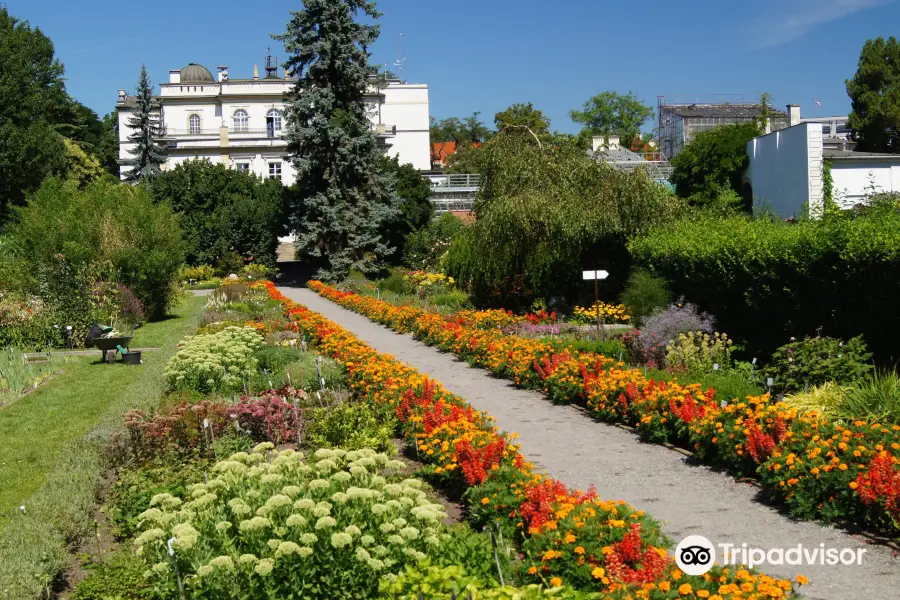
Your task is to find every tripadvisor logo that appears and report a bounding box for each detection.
[676,535,868,574]
[675,535,715,575]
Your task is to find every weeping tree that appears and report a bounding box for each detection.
[122,65,167,184]
[275,0,397,281]
[445,132,685,308]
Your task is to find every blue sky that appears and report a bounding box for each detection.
[10,0,899,133]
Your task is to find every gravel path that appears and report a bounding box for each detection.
[280,287,900,600]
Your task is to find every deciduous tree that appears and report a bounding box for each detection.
[570,91,654,149]
[494,102,551,136]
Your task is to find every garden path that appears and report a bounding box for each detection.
[279,287,900,600]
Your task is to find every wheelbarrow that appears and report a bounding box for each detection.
[86,324,140,363]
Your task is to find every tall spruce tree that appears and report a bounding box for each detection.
[275,0,397,280]
[123,65,167,184]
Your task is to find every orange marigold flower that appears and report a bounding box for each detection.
[549,577,562,587]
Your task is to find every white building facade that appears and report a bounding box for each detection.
[746,121,900,218]
[115,61,431,183]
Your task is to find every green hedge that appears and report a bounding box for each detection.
[628,212,900,362]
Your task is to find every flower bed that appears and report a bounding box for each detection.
[308,281,900,539]
[258,281,803,598]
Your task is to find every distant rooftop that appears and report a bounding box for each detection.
[661,104,786,119]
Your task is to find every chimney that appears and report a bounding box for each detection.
[608,135,620,151]
[117,89,127,104]
[217,66,229,82]
[169,70,181,84]
[253,64,259,81]
[787,104,801,127]
[592,136,603,152]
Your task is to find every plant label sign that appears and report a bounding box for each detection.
[582,270,609,281]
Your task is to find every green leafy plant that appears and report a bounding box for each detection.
[164,326,264,393]
[306,402,396,454]
[134,445,450,599]
[760,335,873,394]
[618,269,669,325]
[72,550,147,600]
[181,264,216,282]
[834,370,900,424]
[665,331,733,374]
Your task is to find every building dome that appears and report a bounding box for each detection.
[180,63,214,83]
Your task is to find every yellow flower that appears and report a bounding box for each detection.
[549,577,562,587]
[796,575,808,585]
[481,497,490,505]
[591,567,605,579]
[678,583,693,595]
[564,532,576,544]
[574,546,585,555]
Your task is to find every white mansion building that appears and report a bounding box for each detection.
[115,59,431,182]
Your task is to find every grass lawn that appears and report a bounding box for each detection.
[0,295,205,531]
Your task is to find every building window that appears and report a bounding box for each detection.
[235,162,250,173]
[233,109,249,132]
[266,109,282,137]
[268,162,282,180]
[188,114,201,135]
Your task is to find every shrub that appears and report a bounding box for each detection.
[629,211,900,362]
[760,335,873,394]
[783,382,849,420]
[431,290,471,311]
[72,550,147,600]
[618,269,669,325]
[122,393,301,463]
[569,301,630,325]
[253,345,301,374]
[164,326,264,393]
[665,331,733,374]
[242,262,277,280]
[150,160,284,269]
[834,371,900,424]
[306,401,396,454]
[378,268,413,295]
[404,213,466,272]
[4,177,184,320]
[180,264,216,282]
[669,122,760,209]
[624,301,715,366]
[134,446,449,600]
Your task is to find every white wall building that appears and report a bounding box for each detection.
[746,121,900,218]
[115,60,431,183]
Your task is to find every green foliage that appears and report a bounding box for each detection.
[276,1,398,281]
[306,401,396,454]
[569,91,654,148]
[760,335,873,394]
[253,345,301,374]
[665,331,733,374]
[164,326,264,393]
[0,7,73,222]
[180,264,216,283]
[379,564,607,599]
[552,337,626,358]
[494,102,551,136]
[135,446,449,600]
[151,160,285,268]
[618,269,669,325]
[72,550,147,600]
[445,133,684,307]
[430,113,492,144]
[122,65,167,183]
[824,371,900,424]
[378,156,434,263]
[378,267,414,295]
[62,138,106,188]
[431,290,472,311]
[628,211,900,363]
[846,36,900,153]
[404,213,466,271]
[669,122,760,209]
[109,458,213,539]
[5,177,184,321]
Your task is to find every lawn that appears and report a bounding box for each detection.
[0,295,205,531]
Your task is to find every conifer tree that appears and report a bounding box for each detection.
[275,0,397,280]
[123,65,167,183]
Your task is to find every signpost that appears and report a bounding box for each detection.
[582,270,609,331]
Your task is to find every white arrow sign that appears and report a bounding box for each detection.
[582,270,609,280]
